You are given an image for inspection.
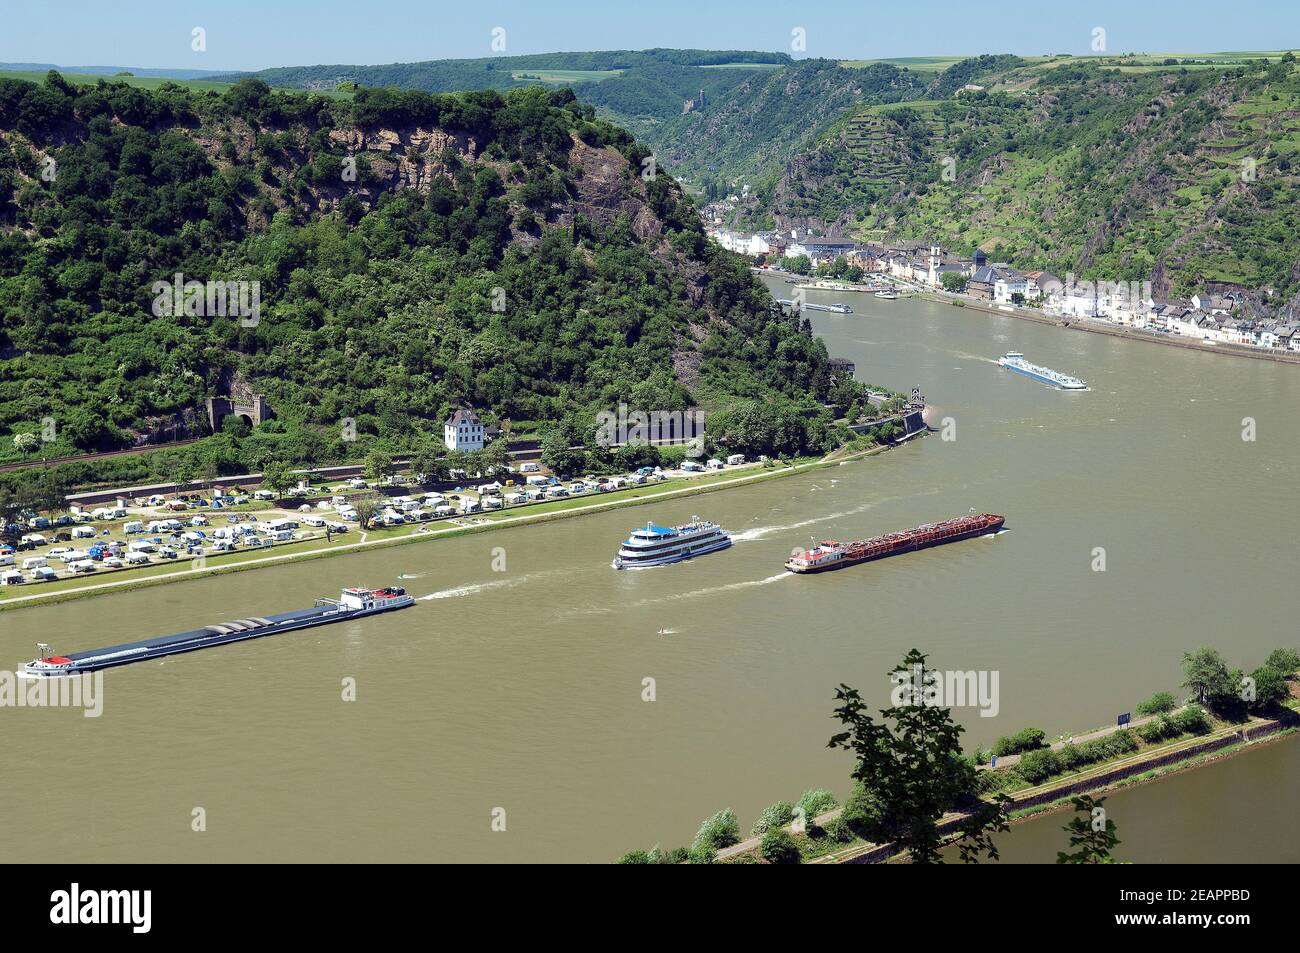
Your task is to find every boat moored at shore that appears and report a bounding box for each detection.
[613,517,731,569]
[20,586,415,676]
[785,513,1004,573]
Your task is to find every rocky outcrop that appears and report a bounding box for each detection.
[561,138,662,242]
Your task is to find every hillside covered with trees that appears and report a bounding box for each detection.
[0,72,857,488]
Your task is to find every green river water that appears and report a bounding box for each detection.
[2,280,1296,862]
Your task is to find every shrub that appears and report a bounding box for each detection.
[1016,748,1061,785]
[1137,717,1173,744]
[992,727,1047,757]
[796,789,839,824]
[617,850,650,864]
[750,801,795,837]
[760,829,801,865]
[1136,691,1177,716]
[840,782,886,839]
[1056,743,1085,770]
[691,808,740,852]
[1264,648,1300,674]
[687,846,715,864]
[823,816,856,843]
[1171,704,1211,735]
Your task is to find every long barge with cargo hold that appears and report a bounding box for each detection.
[20,586,415,676]
[785,514,1004,574]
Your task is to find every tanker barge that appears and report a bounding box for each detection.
[785,514,1004,574]
[20,586,415,676]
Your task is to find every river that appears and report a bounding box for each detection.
[2,281,1297,863]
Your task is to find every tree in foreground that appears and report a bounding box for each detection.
[1057,795,1122,864]
[829,648,1009,864]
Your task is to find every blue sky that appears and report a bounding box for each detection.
[3,0,1297,72]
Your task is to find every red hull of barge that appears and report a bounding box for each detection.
[785,514,1005,574]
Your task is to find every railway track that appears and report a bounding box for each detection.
[0,439,203,474]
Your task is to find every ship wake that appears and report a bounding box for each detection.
[417,567,577,600]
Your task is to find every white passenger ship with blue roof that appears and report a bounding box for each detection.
[613,517,731,569]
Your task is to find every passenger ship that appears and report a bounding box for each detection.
[613,517,732,569]
[21,586,415,676]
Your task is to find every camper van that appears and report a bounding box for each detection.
[1,569,25,585]
[21,556,47,571]
[69,560,96,574]
[726,454,746,466]
[124,551,151,565]
[520,462,540,473]
[123,520,145,534]
[32,566,58,582]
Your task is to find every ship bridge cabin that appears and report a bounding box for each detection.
[340,586,409,611]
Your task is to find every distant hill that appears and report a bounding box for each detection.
[235,49,790,94]
[0,62,239,79]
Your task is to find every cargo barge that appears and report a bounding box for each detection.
[997,352,1087,389]
[20,586,415,676]
[785,514,1004,574]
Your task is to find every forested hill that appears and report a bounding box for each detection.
[0,73,846,473]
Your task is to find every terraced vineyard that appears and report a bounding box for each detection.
[759,53,1300,305]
